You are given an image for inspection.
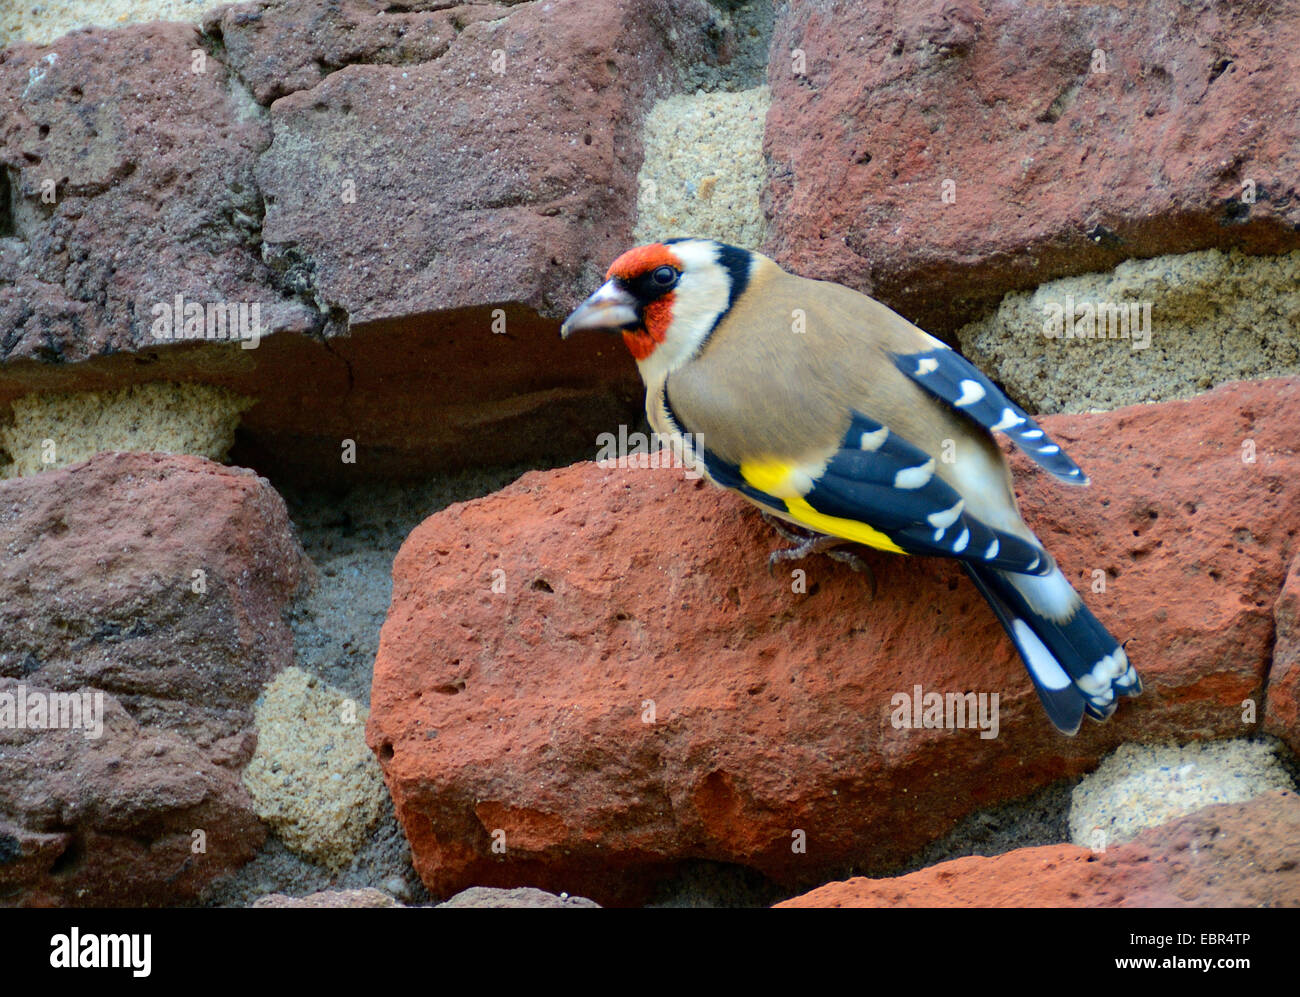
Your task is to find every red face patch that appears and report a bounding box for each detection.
[605,243,682,283]
[606,244,683,360]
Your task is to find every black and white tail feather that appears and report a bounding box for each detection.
[963,563,1139,735]
[896,345,1141,734]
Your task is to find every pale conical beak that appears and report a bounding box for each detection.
[560,280,639,339]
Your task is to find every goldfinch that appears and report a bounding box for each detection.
[560,238,1141,735]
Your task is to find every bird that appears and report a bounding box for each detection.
[560,238,1141,735]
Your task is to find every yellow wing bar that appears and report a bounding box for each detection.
[739,459,907,555]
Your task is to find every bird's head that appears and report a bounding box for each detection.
[561,238,753,373]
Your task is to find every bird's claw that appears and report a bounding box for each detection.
[761,514,877,597]
[824,547,877,598]
[765,532,840,572]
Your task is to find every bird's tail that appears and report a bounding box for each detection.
[962,561,1141,735]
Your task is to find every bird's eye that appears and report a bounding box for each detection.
[651,265,679,287]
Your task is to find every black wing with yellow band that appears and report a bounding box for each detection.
[681,407,1053,575]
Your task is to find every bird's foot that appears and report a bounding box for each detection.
[760,511,807,545]
[766,530,845,571]
[761,513,877,597]
[824,547,877,597]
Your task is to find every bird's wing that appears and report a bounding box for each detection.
[661,392,1052,575]
[891,346,1089,485]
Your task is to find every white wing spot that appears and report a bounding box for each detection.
[953,379,986,407]
[894,458,935,490]
[1038,444,1061,455]
[991,408,1023,432]
[926,499,964,530]
[1021,429,1044,440]
[859,427,889,451]
[984,538,1000,560]
[951,527,970,553]
[916,357,939,376]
